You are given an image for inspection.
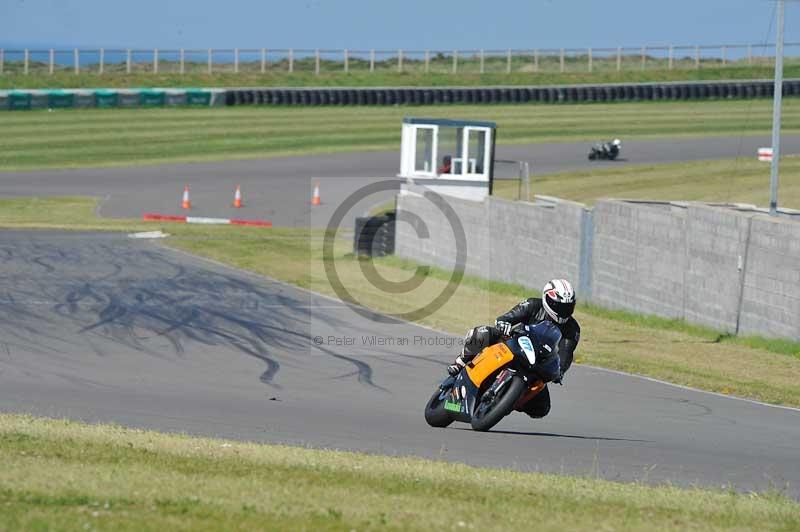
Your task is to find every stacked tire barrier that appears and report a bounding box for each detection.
[224,79,800,107]
[353,213,396,257]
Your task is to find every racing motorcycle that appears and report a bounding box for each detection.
[424,321,562,432]
[588,138,622,160]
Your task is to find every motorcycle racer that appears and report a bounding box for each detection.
[447,279,580,419]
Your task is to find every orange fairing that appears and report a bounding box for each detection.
[465,343,514,387]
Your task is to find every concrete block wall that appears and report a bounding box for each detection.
[591,201,688,319]
[395,192,800,341]
[739,215,800,339]
[684,205,755,332]
[395,192,585,293]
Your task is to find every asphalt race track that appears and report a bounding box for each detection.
[2,135,800,227]
[0,231,798,496]
[1,136,800,496]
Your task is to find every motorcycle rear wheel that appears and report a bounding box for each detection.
[424,388,454,428]
[470,375,526,432]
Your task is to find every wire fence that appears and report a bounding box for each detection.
[2,43,800,77]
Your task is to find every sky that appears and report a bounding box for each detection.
[2,0,800,50]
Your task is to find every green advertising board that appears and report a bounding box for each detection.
[47,90,75,109]
[186,89,212,106]
[95,90,119,108]
[139,89,165,106]
[8,91,32,110]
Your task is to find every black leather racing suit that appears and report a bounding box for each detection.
[461,297,581,419]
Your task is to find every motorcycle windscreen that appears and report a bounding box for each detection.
[465,343,514,388]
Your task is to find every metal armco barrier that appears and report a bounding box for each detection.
[223,80,800,107]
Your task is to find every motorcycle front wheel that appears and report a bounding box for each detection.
[470,375,526,432]
[424,387,454,428]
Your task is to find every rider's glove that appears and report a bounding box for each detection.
[495,320,513,336]
[447,355,466,377]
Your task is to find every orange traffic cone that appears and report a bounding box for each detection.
[311,182,321,206]
[233,185,243,208]
[181,185,191,210]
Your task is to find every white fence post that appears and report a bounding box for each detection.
[99,48,104,74]
[180,48,185,74]
[424,50,430,73]
[288,49,294,73]
[314,49,320,75]
[560,48,565,72]
[398,49,403,72]
[153,48,159,73]
[208,48,213,74]
[49,49,54,74]
[369,49,375,72]
[616,46,622,71]
[587,47,592,72]
[23,49,29,75]
[668,45,673,70]
[640,46,646,70]
[261,48,266,73]
[722,45,727,66]
[533,49,539,72]
[480,49,485,73]
[695,45,700,69]
[126,49,132,74]
[344,49,349,73]
[74,48,79,74]
[234,48,240,73]
[506,48,512,73]
[453,49,458,74]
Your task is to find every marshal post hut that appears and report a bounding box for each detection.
[399,117,497,201]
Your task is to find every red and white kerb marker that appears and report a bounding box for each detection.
[142,213,272,227]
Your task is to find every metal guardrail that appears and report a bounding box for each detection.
[1,43,799,76]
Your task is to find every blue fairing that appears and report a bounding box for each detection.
[505,321,562,381]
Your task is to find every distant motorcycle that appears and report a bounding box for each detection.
[588,138,622,160]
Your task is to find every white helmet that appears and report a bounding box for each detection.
[542,279,576,324]
[612,138,622,147]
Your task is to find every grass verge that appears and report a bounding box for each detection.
[2,99,800,171]
[2,65,799,90]
[1,196,799,407]
[0,413,798,531]
[494,155,800,209]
